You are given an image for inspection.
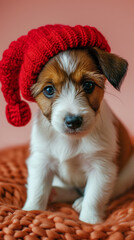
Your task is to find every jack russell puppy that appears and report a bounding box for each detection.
[23,47,134,224]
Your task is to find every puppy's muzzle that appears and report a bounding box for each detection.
[64,115,83,130]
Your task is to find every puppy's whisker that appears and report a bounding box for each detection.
[98,111,103,127]
[105,91,122,103]
[48,123,52,131]
[75,89,84,97]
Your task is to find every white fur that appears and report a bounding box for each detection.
[23,51,134,224]
[56,51,78,75]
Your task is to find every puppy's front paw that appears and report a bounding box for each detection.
[79,210,104,224]
[22,205,34,211]
[22,201,47,211]
[72,197,83,213]
[22,203,40,211]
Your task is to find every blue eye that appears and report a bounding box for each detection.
[43,86,55,98]
[83,81,95,94]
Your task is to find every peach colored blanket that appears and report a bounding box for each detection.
[0,145,134,240]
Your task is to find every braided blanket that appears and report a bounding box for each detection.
[0,145,134,240]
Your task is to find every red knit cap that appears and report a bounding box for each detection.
[0,24,110,127]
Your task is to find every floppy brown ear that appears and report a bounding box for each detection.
[89,47,128,90]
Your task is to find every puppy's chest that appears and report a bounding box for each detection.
[50,137,92,187]
[51,136,80,162]
[57,154,87,187]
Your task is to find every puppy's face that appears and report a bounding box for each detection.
[32,48,128,137]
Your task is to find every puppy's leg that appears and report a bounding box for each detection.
[79,161,117,224]
[23,153,54,211]
[72,197,83,213]
[49,176,80,203]
[113,152,134,198]
[49,187,80,203]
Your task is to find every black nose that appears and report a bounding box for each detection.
[64,115,83,130]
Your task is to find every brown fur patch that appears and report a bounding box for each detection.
[31,56,68,119]
[32,49,106,119]
[114,117,133,172]
[35,93,52,120]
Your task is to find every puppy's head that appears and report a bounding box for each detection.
[32,48,128,137]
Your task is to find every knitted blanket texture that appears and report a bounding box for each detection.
[0,145,134,240]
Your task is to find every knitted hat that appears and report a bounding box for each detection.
[0,24,110,127]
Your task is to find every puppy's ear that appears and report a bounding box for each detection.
[89,47,128,90]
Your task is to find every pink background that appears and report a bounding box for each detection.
[0,0,134,149]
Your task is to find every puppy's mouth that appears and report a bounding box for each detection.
[64,127,83,136]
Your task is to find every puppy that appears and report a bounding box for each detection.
[23,47,134,224]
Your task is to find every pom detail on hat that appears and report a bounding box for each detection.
[6,101,31,127]
[0,24,111,127]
